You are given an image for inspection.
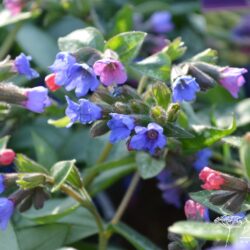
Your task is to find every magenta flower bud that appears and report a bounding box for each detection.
[184,199,205,220]
[23,87,51,113]
[199,167,225,190]
[0,149,16,166]
[93,59,127,86]
[219,67,248,98]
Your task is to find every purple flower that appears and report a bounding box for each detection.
[232,14,250,46]
[107,113,135,144]
[172,76,200,103]
[219,67,248,98]
[193,148,212,172]
[93,59,127,86]
[156,170,181,208]
[64,63,99,97]
[14,53,39,80]
[4,0,24,15]
[23,87,51,113]
[49,52,76,86]
[65,96,102,126]
[149,11,174,33]
[0,198,14,230]
[0,175,5,194]
[208,241,250,250]
[129,123,167,155]
[201,0,249,11]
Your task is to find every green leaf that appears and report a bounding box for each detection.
[89,164,136,195]
[15,154,48,174]
[110,5,133,36]
[16,23,58,71]
[22,198,79,224]
[111,222,161,250]
[50,160,77,192]
[164,123,194,138]
[240,134,250,180]
[136,152,165,179]
[151,83,171,109]
[48,116,71,128]
[0,135,10,150]
[163,37,186,61]
[105,31,146,63]
[0,11,33,27]
[0,223,20,250]
[32,132,58,169]
[133,52,171,81]
[181,117,236,153]
[169,221,236,242]
[58,27,105,53]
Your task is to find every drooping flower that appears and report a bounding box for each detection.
[0,175,5,194]
[93,59,127,86]
[14,53,39,80]
[199,167,225,190]
[3,0,25,15]
[65,96,102,126]
[0,149,16,166]
[49,52,76,86]
[23,87,51,113]
[0,198,14,230]
[219,67,248,98]
[172,76,200,103]
[129,123,167,155]
[156,170,182,208]
[45,73,61,92]
[64,63,99,97]
[184,199,205,220]
[107,113,135,144]
[193,148,212,172]
[149,11,174,33]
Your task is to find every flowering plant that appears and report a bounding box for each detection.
[0,1,250,250]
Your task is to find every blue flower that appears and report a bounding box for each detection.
[65,96,102,126]
[0,175,5,194]
[156,170,181,208]
[129,122,167,155]
[208,241,250,250]
[49,52,76,86]
[149,11,174,33]
[65,63,99,97]
[14,53,39,80]
[0,198,14,230]
[107,113,135,143]
[23,87,51,113]
[193,148,212,171]
[172,76,200,103]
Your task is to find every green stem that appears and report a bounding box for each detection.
[96,142,113,164]
[137,76,148,94]
[111,172,140,225]
[0,24,21,61]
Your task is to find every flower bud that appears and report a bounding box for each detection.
[33,187,50,210]
[114,102,132,114]
[188,65,216,90]
[150,105,168,125]
[0,149,15,166]
[90,120,109,137]
[0,83,26,105]
[129,100,149,114]
[192,62,220,79]
[17,173,46,189]
[184,199,205,220]
[91,87,115,105]
[45,73,61,92]
[166,103,180,122]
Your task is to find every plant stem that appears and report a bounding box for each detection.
[111,172,140,225]
[0,24,21,61]
[96,142,113,164]
[137,76,148,94]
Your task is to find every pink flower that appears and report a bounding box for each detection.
[0,149,16,166]
[199,167,225,190]
[184,200,205,220]
[45,73,61,92]
[93,59,127,86]
[3,0,25,15]
[219,67,248,98]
